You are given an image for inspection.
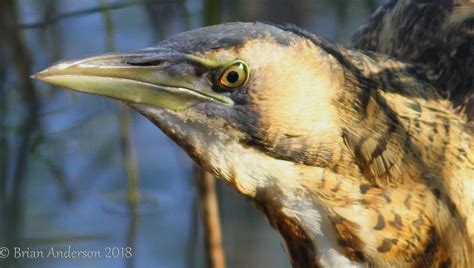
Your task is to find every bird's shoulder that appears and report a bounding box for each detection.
[351,0,474,121]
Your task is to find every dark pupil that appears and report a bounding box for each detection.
[226,71,239,84]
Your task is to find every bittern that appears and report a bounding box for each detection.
[33,0,473,267]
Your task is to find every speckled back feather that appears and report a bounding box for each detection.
[352,0,474,121]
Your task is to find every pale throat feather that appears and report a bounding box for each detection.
[135,103,364,267]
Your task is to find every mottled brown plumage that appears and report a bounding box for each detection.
[34,0,474,267]
[349,1,474,265]
[352,0,474,120]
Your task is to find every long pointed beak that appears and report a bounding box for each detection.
[32,51,233,110]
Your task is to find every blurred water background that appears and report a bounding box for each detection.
[0,0,381,267]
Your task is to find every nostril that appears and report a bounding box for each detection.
[125,59,163,66]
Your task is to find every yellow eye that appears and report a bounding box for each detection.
[218,61,249,89]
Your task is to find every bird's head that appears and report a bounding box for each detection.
[34,22,353,196]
